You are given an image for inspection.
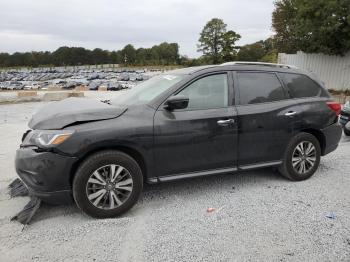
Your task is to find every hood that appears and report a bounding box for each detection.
[29,97,127,130]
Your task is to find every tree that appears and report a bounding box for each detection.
[121,44,136,65]
[237,42,266,61]
[0,42,182,68]
[198,18,227,63]
[221,30,241,62]
[272,0,298,54]
[295,0,350,55]
[272,0,350,55]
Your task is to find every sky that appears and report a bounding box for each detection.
[0,0,275,58]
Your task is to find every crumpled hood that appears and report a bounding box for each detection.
[29,97,127,130]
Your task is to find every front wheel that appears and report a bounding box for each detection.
[279,132,321,181]
[73,150,143,218]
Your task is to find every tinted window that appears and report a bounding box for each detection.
[237,72,285,105]
[280,73,322,98]
[177,74,228,110]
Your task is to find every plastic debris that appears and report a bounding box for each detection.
[325,212,337,219]
[11,197,42,225]
[207,208,215,213]
[8,178,29,198]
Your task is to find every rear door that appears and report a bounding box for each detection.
[153,72,238,178]
[235,71,301,167]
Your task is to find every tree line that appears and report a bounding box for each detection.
[0,42,180,68]
[1,0,349,68]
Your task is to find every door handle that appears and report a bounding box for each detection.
[217,119,235,126]
[285,111,297,116]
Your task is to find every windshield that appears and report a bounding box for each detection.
[111,74,185,106]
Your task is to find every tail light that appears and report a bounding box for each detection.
[326,101,341,116]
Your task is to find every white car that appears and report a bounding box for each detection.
[24,83,41,90]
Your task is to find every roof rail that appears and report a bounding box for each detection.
[220,61,298,69]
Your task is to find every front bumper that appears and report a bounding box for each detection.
[321,123,342,155]
[15,147,78,204]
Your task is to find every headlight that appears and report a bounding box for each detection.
[22,130,74,147]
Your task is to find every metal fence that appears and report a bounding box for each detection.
[278,51,350,90]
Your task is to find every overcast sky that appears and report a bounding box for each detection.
[0,0,275,57]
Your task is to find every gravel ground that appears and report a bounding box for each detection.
[0,100,350,262]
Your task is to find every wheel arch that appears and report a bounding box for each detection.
[300,128,326,155]
[69,145,148,187]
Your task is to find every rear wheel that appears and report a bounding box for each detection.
[73,151,143,218]
[279,132,321,181]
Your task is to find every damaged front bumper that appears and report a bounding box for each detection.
[15,147,78,205]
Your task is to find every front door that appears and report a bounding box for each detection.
[153,73,238,178]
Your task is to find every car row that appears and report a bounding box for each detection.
[0,70,155,91]
[0,68,151,83]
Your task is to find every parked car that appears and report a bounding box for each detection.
[63,82,81,90]
[339,101,350,136]
[119,73,130,81]
[15,62,342,218]
[24,83,41,90]
[0,82,9,90]
[136,74,144,81]
[107,82,121,91]
[7,81,23,90]
[88,81,101,91]
[87,74,100,81]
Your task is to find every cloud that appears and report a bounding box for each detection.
[0,0,275,57]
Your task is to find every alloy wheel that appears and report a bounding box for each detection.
[292,141,316,174]
[86,164,133,210]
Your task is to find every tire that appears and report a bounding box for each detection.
[344,127,350,136]
[73,150,143,218]
[279,132,321,181]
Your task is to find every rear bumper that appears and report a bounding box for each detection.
[15,147,77,204]
[321,123,342,156]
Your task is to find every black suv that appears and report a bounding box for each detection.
[15,63,342,218]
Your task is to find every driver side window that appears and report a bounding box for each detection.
[177,74,228,110]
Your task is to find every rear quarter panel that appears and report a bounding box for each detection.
[295,97,337,130]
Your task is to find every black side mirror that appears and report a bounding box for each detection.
[164,95,189,111]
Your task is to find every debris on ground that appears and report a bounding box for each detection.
[207,207,215,213]
[229,186,235,193]
[325,212,337,220]
[11,197,42,225]
[8,178,29,198]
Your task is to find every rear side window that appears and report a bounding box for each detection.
[280,73,323,98]
[237,72,286,105]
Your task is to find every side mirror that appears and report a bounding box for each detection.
[164,95,189,111]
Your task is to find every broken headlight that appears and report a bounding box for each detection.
[21,130,74,147]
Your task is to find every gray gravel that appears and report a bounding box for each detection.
[0,100,350,262]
